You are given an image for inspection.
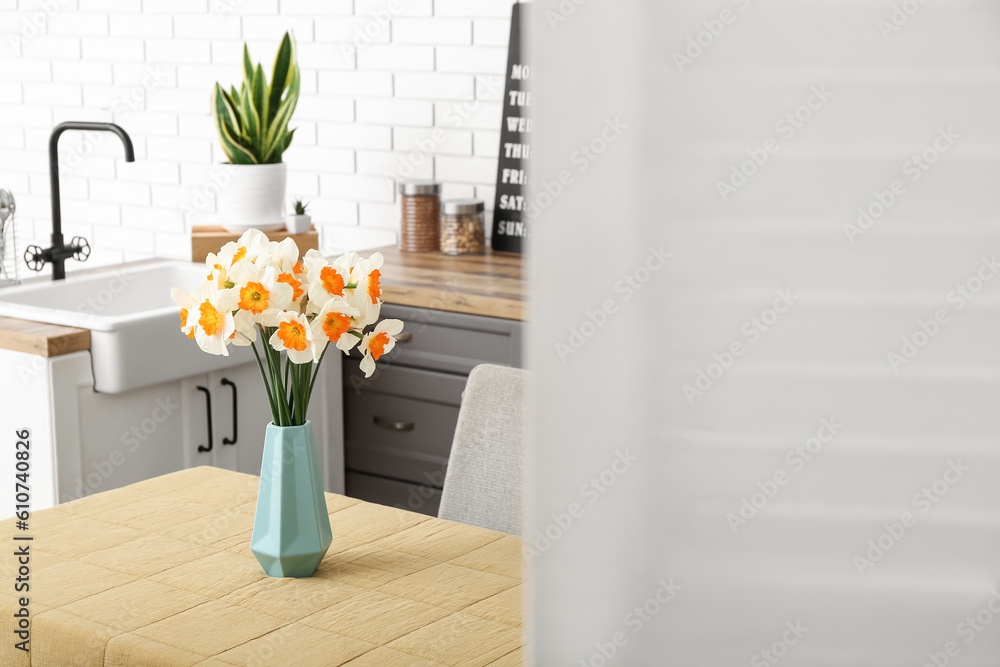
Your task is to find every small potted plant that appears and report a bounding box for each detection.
[212,32,299,233]
[287,198,311,234]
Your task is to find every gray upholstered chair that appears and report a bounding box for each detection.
[438,364,528,535]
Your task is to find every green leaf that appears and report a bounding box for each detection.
[218,117,258,165]
[243,45,254,83]
[268,32,294,125]
[239,84,260,150]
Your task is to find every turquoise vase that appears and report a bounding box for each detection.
[251,421,332,578]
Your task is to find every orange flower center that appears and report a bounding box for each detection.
[238,281,269,314]
[277,272,303,301]
[277,320,308,351]
[293,261,304,274]
[231,247,246,265]
[198,301,222,337]
[320,267,345,296]
[322,312,351,342]
[369,332,390,360]
[367,269,382,305]
[179,309,194,339]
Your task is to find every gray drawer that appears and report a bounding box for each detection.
[379,304,524,374]
[344,361,463,485]
[346,471,442,517]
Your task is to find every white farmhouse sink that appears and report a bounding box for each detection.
[0,260,258,393]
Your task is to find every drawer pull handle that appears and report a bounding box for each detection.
[196,385,213,453]
[396,332,413,343]
[373,415,414,432]
[221,378,237,446]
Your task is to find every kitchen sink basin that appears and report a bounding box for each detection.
[0,260,257,393]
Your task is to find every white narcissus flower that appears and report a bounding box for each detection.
[170,286,199,340]
[173,284,239,356]
[310,298,361,356]
[231,310,258,347]
[229,260,294,321]
[358,318,403,377]
[305,262,349,315]
[268,311,318,364]
[266,237,300,273]
[351,252,384,327]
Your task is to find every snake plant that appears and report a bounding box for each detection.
[212,32,300,165]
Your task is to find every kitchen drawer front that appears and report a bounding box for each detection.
[343,358,466,404]
[344,367,461,485]
[346,471,442,517]
[379,304,524,374]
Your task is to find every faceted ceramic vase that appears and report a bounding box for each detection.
[251,421,332,577]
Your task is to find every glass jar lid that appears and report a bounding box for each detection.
[441,198,485,215]
[397,180,442,196]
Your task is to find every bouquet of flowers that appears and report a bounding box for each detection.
[172,229,402,426]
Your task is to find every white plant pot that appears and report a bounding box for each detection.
[286,214,312,235]
[217,162,287,233]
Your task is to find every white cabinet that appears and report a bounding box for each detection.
[0,345,344,518]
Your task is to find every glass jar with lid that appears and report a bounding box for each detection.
[397,180,441,252]
[440,199,486,255]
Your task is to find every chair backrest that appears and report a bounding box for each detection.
[438,364,528,535]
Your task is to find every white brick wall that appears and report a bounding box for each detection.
[0,0,514,271]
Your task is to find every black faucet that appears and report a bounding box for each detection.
[24,122,135,280]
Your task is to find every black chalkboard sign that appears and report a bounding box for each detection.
[490,2,529,254]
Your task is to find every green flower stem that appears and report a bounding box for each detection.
[249,337,278,424]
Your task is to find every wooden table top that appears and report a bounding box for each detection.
[376,246,525,321]
[0,466,524,666]
[0,315,90,357]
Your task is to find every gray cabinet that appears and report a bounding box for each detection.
[343,303,523,515]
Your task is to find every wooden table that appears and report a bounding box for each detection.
[1,467,524,666]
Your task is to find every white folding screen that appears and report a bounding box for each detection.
[531,1,1000,664]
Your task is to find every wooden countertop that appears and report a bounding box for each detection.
[0,315,91,357]
[376,246,525,321]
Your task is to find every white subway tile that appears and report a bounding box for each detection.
[298,42,356,70]
[394,126,472,155]
[0,58,50,81]
[474,74,505,101]
[146,39,210,64]
[280,0,352,15]
[61,199,121,225]
[393,18,471,45]
[176,64,229,89]
[296,95,355,122]
[177,114,216,141]
[22,36,80,60]
[78,0,140,10]
[89,179,150,206]
[473,129,500,158]
[291,120,317,145]
[473,19,510,46]
[318,122,391,150]
[153,231,192,259]
[395,72,474,100]
[227,0,278,13]
[315,17,391,44]
[436,46,507,74]
[82,37,142,62]
[147,136,212,162]
[0,103,53,128]
[357,45,433,71]
[210,40,244,66]
[439,182,475,199]
[355,0,431,17]
[143,0,207,12]
[112,63,176,88]
[434,99,502,130]
[309,198,357,225]
[286,171,320,197]
[357,98,433,126]
[434,0,515,18]
[0,128,24,149]
[318,70,393,97]
[242,15,315,41]
[146,88,209,114]
[116,160,180,185]
[52,60,112,84]
[49,13,108,36]
[475,184,495,207]
[320,173,395,202]
[173,15,239,39]
[283,145,355,173]
[120,205,183,232]
[0,170,30,194]
[109,14,173,38]
[93,225,154,253]
[0,82,21,103]
[434,155,496,183]
[357,201,399,229]
[356,150,433,181]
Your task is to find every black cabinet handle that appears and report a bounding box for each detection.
[221,378,237,445]
[196,385,213,453]
[373,415,414,432]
